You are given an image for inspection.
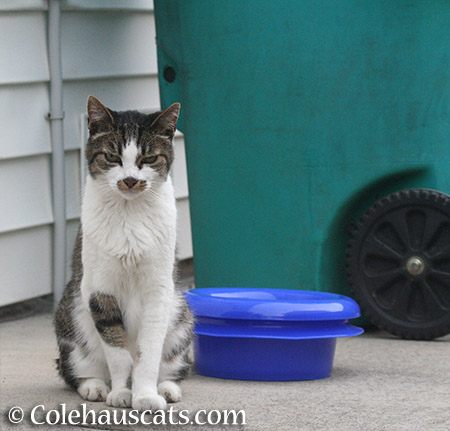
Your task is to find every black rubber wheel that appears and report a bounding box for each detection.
[346,189,450,340]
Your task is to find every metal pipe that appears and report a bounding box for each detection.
[48,0,66,307]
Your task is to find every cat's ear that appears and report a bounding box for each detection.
[87,95,114,130]
[149,103,180,139]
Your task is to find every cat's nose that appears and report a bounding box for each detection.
[123,177,138,189]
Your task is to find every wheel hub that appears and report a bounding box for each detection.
[406,256,425,276]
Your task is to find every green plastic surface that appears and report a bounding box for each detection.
[154,0,450,298]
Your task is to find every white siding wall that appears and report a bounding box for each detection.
[0,0,192,307]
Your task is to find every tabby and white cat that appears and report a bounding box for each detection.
[54,96,193,411]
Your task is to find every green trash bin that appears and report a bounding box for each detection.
[154,1,450,338]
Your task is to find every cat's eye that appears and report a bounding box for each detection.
[104,153,121,164]
[141,155,159,165]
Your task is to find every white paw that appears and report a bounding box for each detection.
[132,393,167,412]
[106,388,132,408]
[157,381,182,403]
[77,378,109,402]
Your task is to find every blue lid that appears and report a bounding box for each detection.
[184,288,361,321]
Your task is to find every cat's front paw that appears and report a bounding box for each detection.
[132,393,167,412]
[158,381,182,403]
[106,388,132,408]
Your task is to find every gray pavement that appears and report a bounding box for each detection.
[1,311,449,431]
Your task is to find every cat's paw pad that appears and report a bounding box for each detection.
[106,388,132,408]
[77,378,109,402]
[157,381,182,403]
[132,393,167,412]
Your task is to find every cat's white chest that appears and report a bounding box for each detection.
[81,177,176,263]
[99,208,162,261]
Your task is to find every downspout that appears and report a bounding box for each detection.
[47,0,66,306]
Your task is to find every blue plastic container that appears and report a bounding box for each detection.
[185,288,364,381]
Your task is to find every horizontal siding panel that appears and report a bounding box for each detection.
[0,0,153,12]
[0,12,49,85]
[61,11,157,80]
[176,198,193,260]
[173,135,189,200]
[63,77,161,151]
[62,0,153,11]
[0,155,53,233]
[0,151,81,233]
[0,0,46,11]
[0,83,51,159]
[0,226,52,306]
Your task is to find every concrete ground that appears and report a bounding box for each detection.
[1,302,449,430]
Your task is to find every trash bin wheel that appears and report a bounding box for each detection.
[346,189,450,340]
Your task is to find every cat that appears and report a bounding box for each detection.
[54,96,193,412]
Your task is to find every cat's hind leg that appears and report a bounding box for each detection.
[78,378,109,402]
[157,299,194,404]
[56,338,110,402]
[72,346,110,402]
[56,296,113,402]
[157,380,182,403]
[158,344,193,403]
[157,352,190,403]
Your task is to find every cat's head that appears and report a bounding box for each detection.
[86,95,180,200]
